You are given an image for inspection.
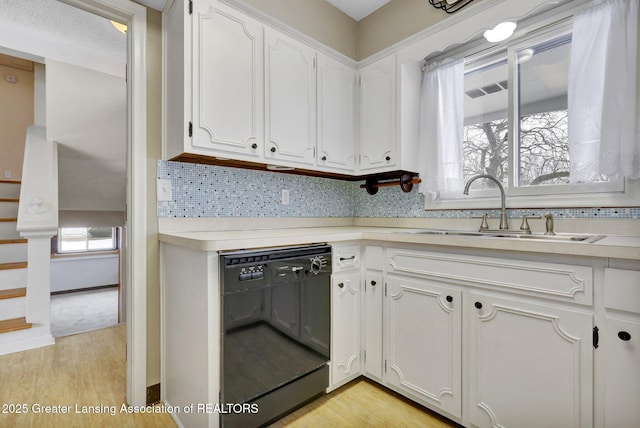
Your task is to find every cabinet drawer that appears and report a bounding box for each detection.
[364,245,384,270]
[604,268,640,314]
[333,245,360,271]
[387,248,593,305]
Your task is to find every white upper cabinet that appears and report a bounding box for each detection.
[164,0,264,162]
[164,0,388,177]
[192,1,264,159]
[264,28,317,168]
[358,54,397,174]
[317,53,357,173]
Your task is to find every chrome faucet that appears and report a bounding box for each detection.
[463,174,509,230]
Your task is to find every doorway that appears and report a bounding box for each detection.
[0,0,148,406]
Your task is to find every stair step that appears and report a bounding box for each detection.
[0,222,21,239]
[0,262,27,270]
[0,201,19,218]
[0,239,28,263]
[0,317,32,334]
[0,181,21,199]
[0,264,28,291]
[0,239,27,245]
[0,288,26,300]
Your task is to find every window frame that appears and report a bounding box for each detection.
[56,227,118,254]
[425,17,640,210]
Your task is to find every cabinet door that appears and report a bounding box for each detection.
[331,272,361,387]
[265,28,316,167]
[604,316,640,428]
[386,275,462,418]
[317,53,356,173]
[363,271,383,380]
[468,292,593,428]
[192,1,263,159]
[359,54,396,173]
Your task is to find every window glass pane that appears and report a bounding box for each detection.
[58,227,116,253]
[59,227,88,252]
[517,35,571,186]
[87,227,116,251]
[463,53,509,188]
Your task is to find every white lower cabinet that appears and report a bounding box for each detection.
[363,271,383,380]
[357,246,597,428]
[468,292,593,428]
[330,271,361,387]
[385,275,462,418]
[603,316,640,428]
[602,268,640,428]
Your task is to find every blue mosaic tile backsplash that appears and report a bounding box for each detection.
[157,161,640,219]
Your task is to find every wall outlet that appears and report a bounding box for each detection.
[157,178,173,202]
[4,170,12,179]
[281,189,290,205]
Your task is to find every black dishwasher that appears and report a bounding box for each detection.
[220,244,331,427]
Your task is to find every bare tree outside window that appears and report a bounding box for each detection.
[463,110,570,188]
[463,119,509,186]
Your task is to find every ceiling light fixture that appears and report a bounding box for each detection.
[428,0,476,14]
[483,22,517,43]
[111,20,127,34]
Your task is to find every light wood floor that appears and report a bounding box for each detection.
[270,378,461,428]
[0,325,175,428]
[0,325,459,427]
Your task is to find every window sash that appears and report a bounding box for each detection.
[425,16,637,209]
[57,227,117,254]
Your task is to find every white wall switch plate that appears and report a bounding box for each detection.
[281,189,290,205]
[157,178,173,202]
[4,170,12,179]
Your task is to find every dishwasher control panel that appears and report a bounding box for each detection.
[220,244,331,294]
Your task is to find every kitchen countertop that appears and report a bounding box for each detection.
[159,226,640,260]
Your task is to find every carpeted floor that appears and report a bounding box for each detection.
[50,287,119,337]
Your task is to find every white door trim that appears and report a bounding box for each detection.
[59,0,148,407]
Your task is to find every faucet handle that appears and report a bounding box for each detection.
[472,213,490,230]
[520,215,541,234]
[544,213,555,235]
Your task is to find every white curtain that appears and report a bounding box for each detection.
[568,0,639,182]
[418,58,465,198]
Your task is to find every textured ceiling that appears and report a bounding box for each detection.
[325,0,392,20]
[0,0,126,61]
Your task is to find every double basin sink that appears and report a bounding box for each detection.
[397,229,605,243]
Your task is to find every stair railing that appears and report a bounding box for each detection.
[16,125,58,344]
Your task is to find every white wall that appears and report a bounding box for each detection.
[50,253,119,293]
[46,60,127,212]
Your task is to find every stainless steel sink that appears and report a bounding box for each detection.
[398,229,605,243]
[484,232,605,243]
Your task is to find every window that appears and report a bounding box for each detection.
[463,32,577,190]
[57,227,117,253]
[424,16,638,210]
